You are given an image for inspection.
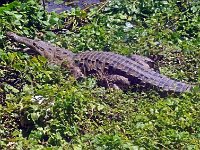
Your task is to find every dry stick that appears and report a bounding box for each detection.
[42,0,46,17]
[64,1,79,6]
[82,0,109,13]
[44,1,109,33]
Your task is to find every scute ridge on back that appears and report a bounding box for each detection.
[6,32,194,93]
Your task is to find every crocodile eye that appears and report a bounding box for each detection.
[7,34,14,39]
[10,35,14,39]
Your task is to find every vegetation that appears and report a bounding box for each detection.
[0,0,199,149]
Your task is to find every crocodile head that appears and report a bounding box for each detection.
[6,31,54,58]
[6,32,21,41]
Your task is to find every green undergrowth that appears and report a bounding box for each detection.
[0,0,199,149]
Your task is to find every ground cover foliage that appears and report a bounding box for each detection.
[0,0,199,149]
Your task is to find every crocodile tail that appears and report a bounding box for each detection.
[143,71,194,93]
[158,78,193,93]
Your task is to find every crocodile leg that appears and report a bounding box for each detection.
[130,54,159,72]
[99,74,130,90]
[61,61,84,80]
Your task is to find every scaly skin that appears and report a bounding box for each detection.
[74,51,193,93]
[6,32,83,79]
[6,32,194,93]
[6,32,75,63]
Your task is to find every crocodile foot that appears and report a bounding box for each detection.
[61,61,84,80]
[99,74,130,90]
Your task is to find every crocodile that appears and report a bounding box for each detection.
[6,32,84,79]
[6,32,194,93]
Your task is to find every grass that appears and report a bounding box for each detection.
[0,0,199,149]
